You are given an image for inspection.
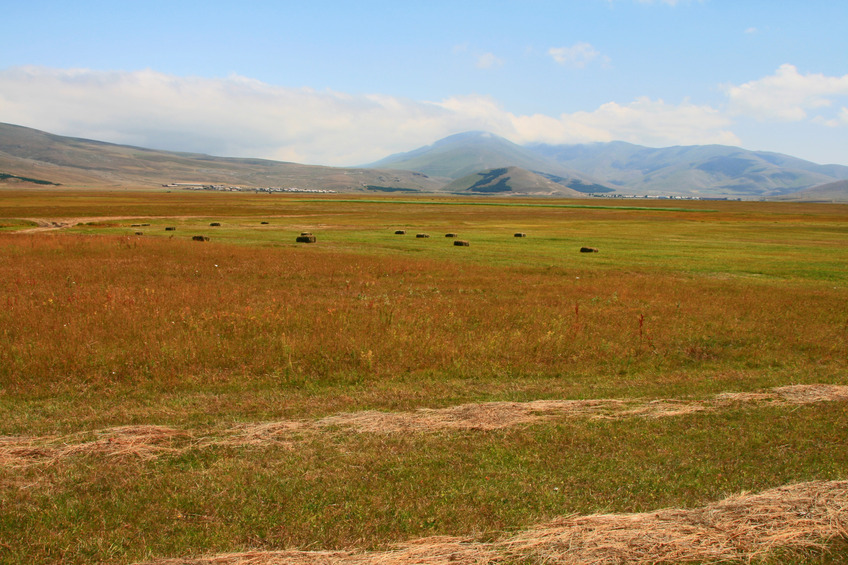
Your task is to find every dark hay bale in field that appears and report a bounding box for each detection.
[165,227,176,231]
[580,247,599,253]
[394,230,406,235]
[210,222,221,227]
[192,235,209,242]
[416,233,430,238]
[514,233,526,237]
[131,224,141,227]
[296,235,317,243]
[135,232,143,236]
[454,240,470,247]
[445,233,458,238]
[141,223,150,226]
[261,221,269,225]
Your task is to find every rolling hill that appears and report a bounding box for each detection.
[773,179,848,202]
[4,122,848,200]
[0,122,443,192]
[443,166,587,197]
[530,141,848,198]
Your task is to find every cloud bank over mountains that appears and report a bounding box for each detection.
[725,64,848,123]
[1,65,846,166]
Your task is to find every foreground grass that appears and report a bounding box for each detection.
[0,191,846,563]
[4,403,847,563]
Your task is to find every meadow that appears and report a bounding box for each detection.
[0,189,846,564]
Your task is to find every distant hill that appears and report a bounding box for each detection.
[366,131,848,199]
[4,122,848,199]
[773,179,848,202]
[528,141,848,198]
[443,166,587,197]
[363,131,609,190]
[0,122,444,192]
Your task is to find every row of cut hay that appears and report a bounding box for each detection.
[3,384,846,467]
[0,425,188,467]
[221,383,848,442]
[503,480,848,564]
[137,480,848,564]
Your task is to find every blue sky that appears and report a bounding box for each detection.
[2,0,847,166]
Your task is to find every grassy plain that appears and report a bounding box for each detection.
[0,189,846,564]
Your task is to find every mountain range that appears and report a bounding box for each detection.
[2,122,848,201]
[366,131,848,200]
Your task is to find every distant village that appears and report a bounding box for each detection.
[589,193,742,201]
[163,182,741,200]
[162,182,335,194]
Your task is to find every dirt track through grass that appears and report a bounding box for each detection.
[138,480,848,565]
[3,384,846,468]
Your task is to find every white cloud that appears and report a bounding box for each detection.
[509,97,740,147]
[548,43,608,69]
[725,64,848,122]
[476,52,504,69]
[0,66,740,165]
[0,66,460,165]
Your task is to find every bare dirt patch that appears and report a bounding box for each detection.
[16,217,140,233]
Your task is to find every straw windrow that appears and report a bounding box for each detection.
[138,481,848,565]
[2,384,847,468]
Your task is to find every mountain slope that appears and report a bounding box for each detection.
[443,166,587,197]
[774,179,848,202]
[0,122,444,192]
[530,141,848,197]
[5,122,847,199]
[363,131,603,184]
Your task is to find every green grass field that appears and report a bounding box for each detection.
[0,189,846,564]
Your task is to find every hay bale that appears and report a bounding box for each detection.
[445,233,458,238]
[210,222,221,227]
[454,240,470,247]
[192,235,209,242]
[514,233,526,237]
[580,247,599,253]
[261,221,269,225]
[165,227,176,231]
[131,224,141,227]
[135,232,143,236]
[296,235,317,243]
[394,230,406,235]
[416,233,430,238]
[141,223,150,226]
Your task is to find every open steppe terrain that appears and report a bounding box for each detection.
[1,189,846,564]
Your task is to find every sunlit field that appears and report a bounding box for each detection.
[1,189,846,564]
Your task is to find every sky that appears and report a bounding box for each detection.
[1,0,847,167]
